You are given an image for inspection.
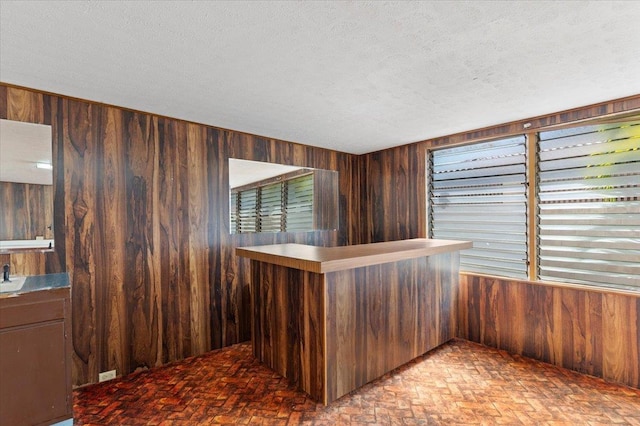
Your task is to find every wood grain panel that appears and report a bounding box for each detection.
[157,118,192,361]
[123,111,162,370]
[360,143,426,243]
[94,105,128,377]
[186,122,211,356]
[0,83,359,387]
[6,87,46,124]
[0,182,53,241]
[324,252,460,403]
[459,274,640,389]
[250,260,325,402]
[313,168,338,230]
[63,97,98,385]
[602,293,639,386]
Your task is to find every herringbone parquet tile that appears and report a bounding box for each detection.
[74,339,640,425]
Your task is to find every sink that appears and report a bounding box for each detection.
[0,276,27,293]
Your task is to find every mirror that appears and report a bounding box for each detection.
[229,159,338,234]
[0,119,54,252]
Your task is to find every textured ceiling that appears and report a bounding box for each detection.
[1,1,640,155]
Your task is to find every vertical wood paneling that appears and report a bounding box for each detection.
[7,87,45,124]
[312,168,339,230]
[360,143,426,244]
[4,82,636,391]
[186,122,211,355]
[324,253,459,403]
[250,252,460,404]
[157,118,192,362]
[208,128,226,350]
[0,182,53,241]
[94,106,128,376]
[602,293,639,386]
[0,84,359,387]
[0,84,360,385]
[460,274,640,389]
[124,112,162,369]
[250,260,325,402]
[63,97,98,385]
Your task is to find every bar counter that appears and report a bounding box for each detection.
[236,238,471,273]
[236,238,472,404]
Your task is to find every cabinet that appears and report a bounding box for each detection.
[0,287,72,426]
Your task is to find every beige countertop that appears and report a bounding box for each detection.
[236,238,472,273]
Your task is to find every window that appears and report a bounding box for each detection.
[231,173,314,234]
[537,120,640,291]
[285,174,314,232]
[428,136,528,279]
[259,182,283,233]
[237,188,257,233]
[230,194,237,233]
[428,118,640,291]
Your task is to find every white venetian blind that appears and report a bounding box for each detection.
[285,174,314,232]
[237,188,257,233]
[429,136,528,278]
[258,182,283,233]
[230,192,238,233]
[537,120,640,291]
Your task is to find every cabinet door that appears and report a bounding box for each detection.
[0,321,67,426]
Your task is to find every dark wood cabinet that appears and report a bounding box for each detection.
[0,287,72,426]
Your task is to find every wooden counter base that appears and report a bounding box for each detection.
[248,249,463,404]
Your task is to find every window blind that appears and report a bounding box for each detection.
[231,173,315,234]
[538,120,640,290]
[429,136,528,278]
[237,188,257,233]
[285,174,314,232]
[258,182,283,232]
[230,192,238,233]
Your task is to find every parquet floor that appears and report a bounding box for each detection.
[73,339,640,425]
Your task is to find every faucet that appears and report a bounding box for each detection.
[2,264,9,282]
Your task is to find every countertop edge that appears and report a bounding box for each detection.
[236,239,472,273]
[319,240,472,272]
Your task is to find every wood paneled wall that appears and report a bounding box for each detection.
[359,94,640,389]
[313,168,339,230]
[458,274,640,389]
[0,181,53,240]
[3,82,639,390]
[0,84,360,386]
[359,143,426,243]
